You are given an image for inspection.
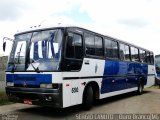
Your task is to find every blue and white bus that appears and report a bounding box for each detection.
[155,55,160,85]
[3,25,155,110]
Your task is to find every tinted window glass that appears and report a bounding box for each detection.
[139,50,146,63]
[119,43,130,61]
[112,41,118,59]
[105,38,118,59]
[125,45,130,61]
[119,43,125,60]
[65,32,83,71]
[131,47,139,62]
[95,36,103,56]
[85,33,104,57]
[74,34,83,59]
[85,33,95,55]
[66,33,83,59]
[66,33,74,58]
[105,39,112,58]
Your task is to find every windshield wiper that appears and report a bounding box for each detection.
[29,59,40,73]
[30,63,40,73]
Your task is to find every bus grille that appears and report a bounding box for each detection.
[14,84,40,88]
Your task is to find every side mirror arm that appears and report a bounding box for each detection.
[3,37,13,52]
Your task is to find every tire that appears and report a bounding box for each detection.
[82,86,93,110]
[137,82,143,95]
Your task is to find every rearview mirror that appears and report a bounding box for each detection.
[3,41,6,52]
[2,37,14,52]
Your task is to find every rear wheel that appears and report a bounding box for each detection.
[82,86,93,110]
[137,82,143,95]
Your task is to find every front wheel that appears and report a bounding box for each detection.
[137,82,143,95]
[82,86,93,110]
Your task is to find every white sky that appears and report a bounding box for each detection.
[0,0,160,56]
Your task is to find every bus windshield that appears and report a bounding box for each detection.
[7,29,63,72]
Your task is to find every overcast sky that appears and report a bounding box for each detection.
[0,0,160,56]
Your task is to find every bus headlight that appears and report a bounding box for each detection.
[6,82,14,87]
[40,84,52,89]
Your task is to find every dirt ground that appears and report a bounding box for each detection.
[0,87,160,120]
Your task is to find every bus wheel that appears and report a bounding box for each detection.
[82,86,93,110]
[137,82,143,95]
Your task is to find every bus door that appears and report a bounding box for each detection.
[63,31,83,105]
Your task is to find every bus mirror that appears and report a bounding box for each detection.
[3,41,6,52]
[2,37,14,52]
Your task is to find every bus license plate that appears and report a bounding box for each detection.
[24,100,32,105]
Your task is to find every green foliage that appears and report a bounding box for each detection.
[0,91,12,105]
[0,56,8,81]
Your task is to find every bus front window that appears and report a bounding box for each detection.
[7,33,32,71]
[7,29,63,72]
[27,29,63,71]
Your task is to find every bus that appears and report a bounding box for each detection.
[3,25,155,110]
[155,55,160,85]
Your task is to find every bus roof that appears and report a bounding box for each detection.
[15,24,153,53]
[15,24,79,34]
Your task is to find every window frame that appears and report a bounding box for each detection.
[63,27,154,66]
[84,32,95,57]
[119,43,131,61]
[139,49,147,64]
[104,37,119,60]
[130,46,140,62]
[124,44,131,61]
[84,32,104,59]
[64,31,84,61]
[63,30,84,71]
[95,35,104,57]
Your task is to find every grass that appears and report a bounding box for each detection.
[148,85,160,89]
[0,90,12,106]
[0,70,5,81]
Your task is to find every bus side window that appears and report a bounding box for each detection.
[124,45,130,61]
[66,33,74,58]
[139,50,147,63]
[85,33,104,57]
[105,38,118,59]
[131,47,139,62]
[119,44,130,61]
[65,32,83,71]
[95,36,103,57]
[85,33,95,56]
[119,43,125,60]
[74,34,83,59]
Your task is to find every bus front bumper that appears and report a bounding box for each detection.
[6,85,63,108]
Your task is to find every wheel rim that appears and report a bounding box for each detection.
[139,85,142,93]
